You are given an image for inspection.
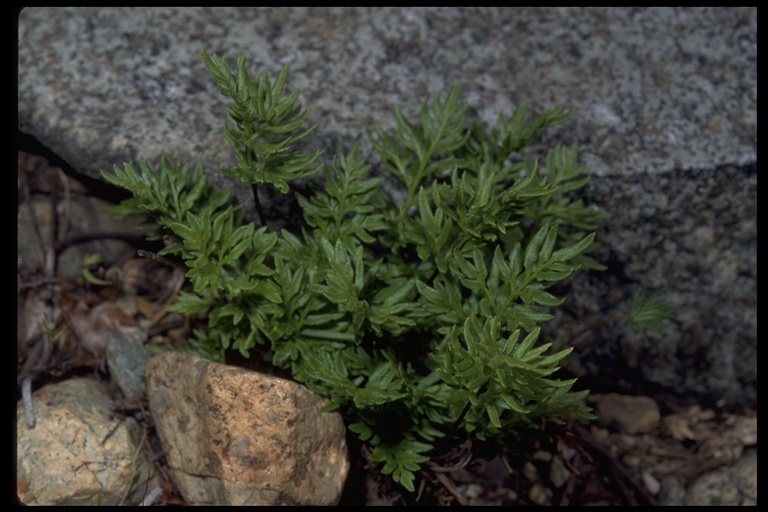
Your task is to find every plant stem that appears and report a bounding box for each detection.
[432,381,489,454]
[251,183,266,226]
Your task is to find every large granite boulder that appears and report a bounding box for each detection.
[17,8,756,405]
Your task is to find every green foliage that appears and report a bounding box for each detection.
[370,85,468,207]
[101,51,628,493]
[434,316,592,437]
[627,290,677,336]
[202,51,322,194]
[102,157,231,252]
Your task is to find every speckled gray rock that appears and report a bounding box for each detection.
[17,7,756,406]
[561,165,757,406]
[106,331,152,400]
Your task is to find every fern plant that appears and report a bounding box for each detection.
[202,50,323,223]
[99,51,668,493]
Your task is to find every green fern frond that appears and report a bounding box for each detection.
[98,51,679,496]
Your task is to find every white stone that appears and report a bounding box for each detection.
[16,378,156,505]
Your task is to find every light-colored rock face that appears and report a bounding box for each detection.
[16,7,756,408]
[16,378,156,506]
[145,352,350,505]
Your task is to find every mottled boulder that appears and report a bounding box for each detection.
[146,352,349,505]
[16,378,156,505]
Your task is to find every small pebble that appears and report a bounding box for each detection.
[528,483,552,506]
[642,469,661,495]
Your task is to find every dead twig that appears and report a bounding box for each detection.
[17,275,65,292]
[44,167,60,280]
[428,446,473,473]
[56,167,73,245]
[573,424,658,506]
[434,472,468,506]
[21,375,36,428]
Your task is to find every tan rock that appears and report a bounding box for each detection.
[16,378,156,505]
[146,352,350,505]
[595,393,660,435]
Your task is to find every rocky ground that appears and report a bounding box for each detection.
[16,150,756,506]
